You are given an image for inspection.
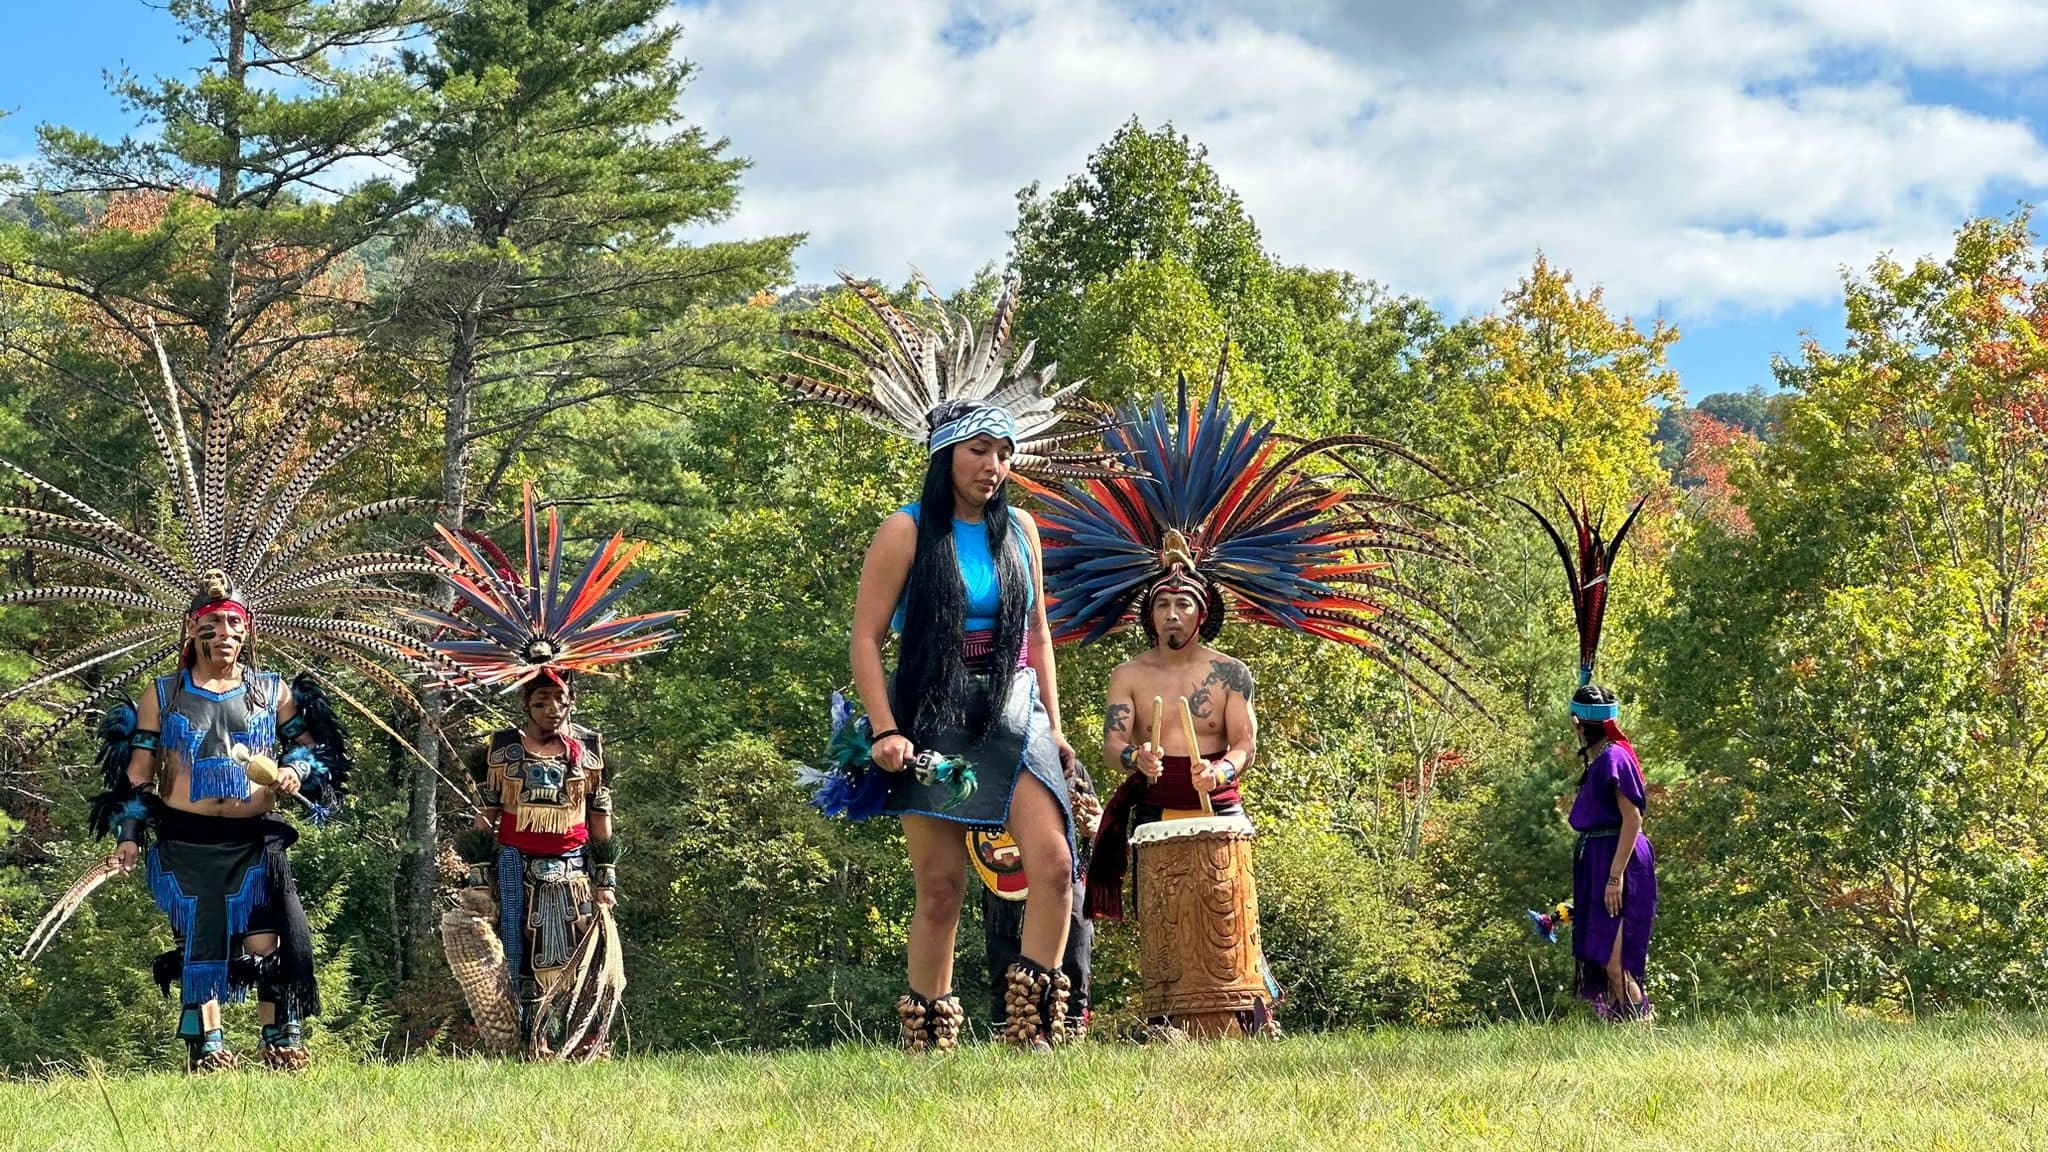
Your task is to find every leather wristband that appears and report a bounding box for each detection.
[594,864,619,890]
[1120,743,1136,769]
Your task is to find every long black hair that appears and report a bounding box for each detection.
[894,420,1030,740]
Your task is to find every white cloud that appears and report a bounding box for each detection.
[668,0,2048,321]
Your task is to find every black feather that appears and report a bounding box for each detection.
[287,672,352,797]
[152,949,182,998]
[452,826,499,865]
[86,699,140,837]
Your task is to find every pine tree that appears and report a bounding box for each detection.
[0,0,430,402]
[384,0,798,949]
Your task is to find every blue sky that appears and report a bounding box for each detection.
[11,1,2048,401]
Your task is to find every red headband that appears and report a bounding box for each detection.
[189,599,252,624]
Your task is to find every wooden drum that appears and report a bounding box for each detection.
[1131,812,1279,1038]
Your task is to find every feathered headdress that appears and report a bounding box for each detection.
[1512,491,1647,700]
[767,271,1118,482]
[410,485,680,693]
[0,332,449,753]
[1037,363,1481,709]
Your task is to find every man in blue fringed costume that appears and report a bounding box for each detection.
[8,341,444,1072]
[111,572,351,1071]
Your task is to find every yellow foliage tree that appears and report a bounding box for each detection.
[1479,254,1680,507]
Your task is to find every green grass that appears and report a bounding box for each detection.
[3,1013,2045,1151]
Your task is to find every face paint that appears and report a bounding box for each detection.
[187,609,247,668]
[525,684,572,735]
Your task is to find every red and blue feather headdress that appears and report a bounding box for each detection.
[410,485,680,693]
[1037,364,1480,708]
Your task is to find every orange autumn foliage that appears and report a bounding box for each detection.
[62,190,379,425]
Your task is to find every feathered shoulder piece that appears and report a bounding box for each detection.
[410,484,680,692]
[1511,491,1647,686]
[286,671,353,796]
[0,330,447,754]
[767,271,1118,481]
[1037,360,1482,709]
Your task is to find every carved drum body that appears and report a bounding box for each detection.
[1131,813,1279,1038]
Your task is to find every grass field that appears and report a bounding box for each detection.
[2,1012,2044,1151]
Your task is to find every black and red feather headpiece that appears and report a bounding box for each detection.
[1512,491,1647,694]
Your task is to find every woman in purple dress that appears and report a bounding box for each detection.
[1513,491,1655,1021]
[1567,683,1655,1019]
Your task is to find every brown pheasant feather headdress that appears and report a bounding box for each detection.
[767,271,1119,482]
[0,332,451,752]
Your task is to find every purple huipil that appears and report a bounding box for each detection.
[1568,740,1656,1013]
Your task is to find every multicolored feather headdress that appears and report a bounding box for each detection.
[767,271,1118,482]
[0,332,448,753]
[1512,491,1647,713]
[1037,363,1482,709]
[410,485,681,693]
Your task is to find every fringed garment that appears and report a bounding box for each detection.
[145,807,319,1019]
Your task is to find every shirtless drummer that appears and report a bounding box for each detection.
[1101,563,1256,823]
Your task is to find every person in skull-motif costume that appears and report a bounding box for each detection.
[420,485,677,1060]
[467,673,619,1056]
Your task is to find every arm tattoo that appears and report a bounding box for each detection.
[1217,658,1254,700]
[1191,659,1255,719]
[1102,703,1131,740]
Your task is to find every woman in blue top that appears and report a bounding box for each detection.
[851,398,1080,1052]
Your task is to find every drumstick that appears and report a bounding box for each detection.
[1146,695,1164,762]
[1179,695,1212,815]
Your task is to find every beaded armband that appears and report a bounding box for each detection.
[278,714,309,742]
[130,729,162,753]
[587,786,614,814]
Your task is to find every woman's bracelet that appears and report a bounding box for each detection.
[1607,876,1624,886]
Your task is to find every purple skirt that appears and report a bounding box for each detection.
[1571,827,1656,1009]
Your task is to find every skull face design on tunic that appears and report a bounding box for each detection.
[485,734,602,838]
[519,756,568,807]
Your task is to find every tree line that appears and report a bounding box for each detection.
[0,1,2042,1065]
